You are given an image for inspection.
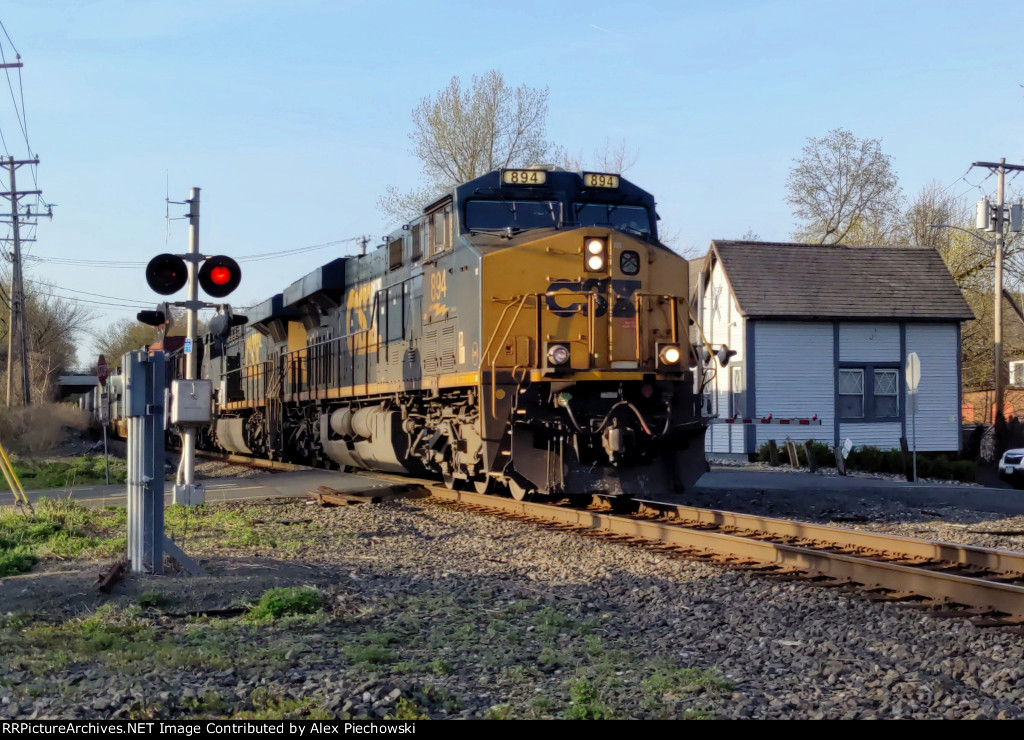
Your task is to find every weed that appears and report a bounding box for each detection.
[640,663,731,718]
[430,657,454,675]
[528,696,555,718]
[344,644,394,665]
[233,688,332,720]
[136,591,171,608]
[485,704,514,720]
[563,679,614,720]
[386,697,429,720]
[246,587,323,621]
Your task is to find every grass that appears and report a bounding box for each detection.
[0,498,125,576]
[1,455,127,492]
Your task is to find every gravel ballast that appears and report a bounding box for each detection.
[3,496,1024,720]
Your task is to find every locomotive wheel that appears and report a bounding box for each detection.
[507,474,535,502]
[442,468,461,490]
[473,475,502,495]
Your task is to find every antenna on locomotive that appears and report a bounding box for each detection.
[359,236,369,256]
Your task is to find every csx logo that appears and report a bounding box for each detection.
[346,279,382,353]
[545,279,641,318]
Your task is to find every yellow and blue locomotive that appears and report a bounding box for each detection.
[202,167,709,498]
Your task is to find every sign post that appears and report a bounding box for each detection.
[906,352,921,482]
[97,355,110,485]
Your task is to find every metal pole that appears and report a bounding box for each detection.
[102,424,110,485]
[176,187,204,506]
[5,158,18,406]
[911,395,917,483]
[995,158,1006,423]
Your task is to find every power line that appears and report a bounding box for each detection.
[25,280,153,305]
[23,235,367,268]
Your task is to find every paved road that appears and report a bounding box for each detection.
[18,470,400,507]
[691,468,1024,517]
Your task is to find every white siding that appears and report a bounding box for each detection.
[906,323,960,451]
[754,322,834,449]
[702,259,745,454]
[839,323,900,362]
[839,422,902,450]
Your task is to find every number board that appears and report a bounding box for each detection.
[583,172,620,189]
[501,169,547,186]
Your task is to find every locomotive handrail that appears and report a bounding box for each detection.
[486,290,597,417]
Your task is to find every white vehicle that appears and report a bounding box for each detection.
[999,448,1024,489]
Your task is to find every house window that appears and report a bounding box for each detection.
[874,369,898,417]
[838,369,864,418]
[731,365,745,417]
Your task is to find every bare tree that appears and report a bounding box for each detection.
[903,180,968,248]
[1,273,96,402]
[379,71,555,223]
[93,318,158,370]
[786,128,905,245]
[561,138,638,174]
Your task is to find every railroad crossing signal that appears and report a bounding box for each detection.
[96,354,108,388]
[143,253,242,299]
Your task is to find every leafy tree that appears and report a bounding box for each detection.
[379,71,555,223]
[786,128,904,245]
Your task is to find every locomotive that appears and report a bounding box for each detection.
[124,168,718,499]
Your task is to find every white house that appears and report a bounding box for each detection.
[695,241,973,457]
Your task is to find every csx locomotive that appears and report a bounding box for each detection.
[153,167,715,499]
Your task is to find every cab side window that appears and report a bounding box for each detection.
[389,236,404,271]
[429,204,452,256]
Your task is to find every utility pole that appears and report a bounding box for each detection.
[972,159,1024,425]
[176,188,203,506]
[1,156,44,407]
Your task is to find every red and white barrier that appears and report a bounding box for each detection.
[710,413,821,426]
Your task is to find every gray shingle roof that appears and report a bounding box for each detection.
[708,241,974,321]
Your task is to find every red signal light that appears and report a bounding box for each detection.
[198,256,241,298]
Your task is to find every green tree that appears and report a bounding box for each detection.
[786,128,904,245]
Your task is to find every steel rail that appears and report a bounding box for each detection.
[427,486,1024,616]
[180,455,1024,616]
[631,500,1024,576]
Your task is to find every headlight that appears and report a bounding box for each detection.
[657,343,683,371]
[546,343,570,367]
[584,237,606,272]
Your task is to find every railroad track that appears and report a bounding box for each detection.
[195,450,1024,624]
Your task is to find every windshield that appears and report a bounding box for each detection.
[465,200,559,231]
[575,203,652,235]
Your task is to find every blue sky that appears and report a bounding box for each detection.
[1,0,1023,362]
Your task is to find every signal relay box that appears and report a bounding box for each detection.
[170,379,213,424]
